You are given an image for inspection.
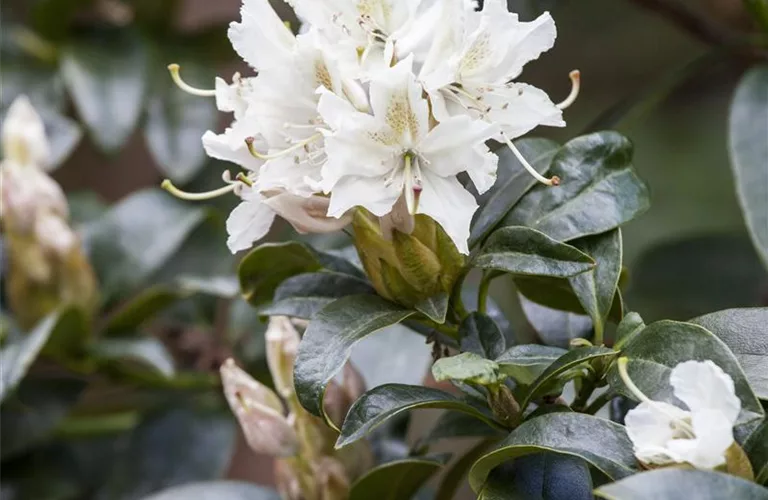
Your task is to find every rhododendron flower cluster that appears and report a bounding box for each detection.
[164,0,578,255]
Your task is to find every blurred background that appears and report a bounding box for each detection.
[1,0,766,498]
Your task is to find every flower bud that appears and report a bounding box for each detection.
[220,358,299,457]
[265,316,301,399]
[313,457,350,500]
[1,96,50,168]
[274,459,304,500]
[487,384,522,429]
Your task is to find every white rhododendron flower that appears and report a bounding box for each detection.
[163,0,578,254]
[619,358,741,470]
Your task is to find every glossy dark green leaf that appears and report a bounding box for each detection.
[470,138,560,247]
[608,320,764,424]
[426,411,505,443]
[614,312,645,350]
[495,345,568,385]
[349,456,447,500]
[729,65,768,268]
[103,286,187,336]
[337,384,500,448]
[518,295,593,348]
[238,242,324,306]
[473,226,595,278]
[432,353,502,385]
[96,408,236,500]
[594,469,768,499]
[61,29,148,152]
[569,229,623,338]
[91,338,175,378]
[84,189,208,301]
[626,235,767,322]
[744,419,768,484]
[0,312,64,402]
[295,295,415,421]
[461,313,506,360]
[142,481,280,500]
[691,308,768,400]
[0,377,87,460]
[520,347,617,410]
[503,132,650,242]
[469,413,638,492]
[145,55,218,184]
[487,452,594,500]
[260,272,375,320]
[415,292,450,324]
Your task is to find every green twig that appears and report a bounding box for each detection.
[584,391,616,415]
[55,412,139,438]
[450,268,471,322]
[477,274,491,315]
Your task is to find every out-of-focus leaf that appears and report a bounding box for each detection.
[337,384,500,449]
[470,139,560,247]
[259,272,375,320]
[42,110,83,170]
[503,132,650,242]
[30,0,93,40]
[607,320,764,424]
[519,295,593,348]
[41,306,90,361]
[142,481,280,500]
[469,413,638,492]
[0,443,85,500]
[436,439,495,500]
[84,189,208,302]
[103,286,187,336]
[349,456,448,500]
[145,53,218,184]
[294,295,415,422]
[729,65,768,268]
[495,344,568,386]
[426,411,505,443]
[691,308,768,400]
[626,235,767,322]
[61,29,148,152]
[96,408,236,500]
[68,192,109,227]
[0,52,65,112]
[91,338,176,378]
[349,324,432,389]
[1,377,87,460]
[178,275,240,299]
[743,419,768,484]
[473,227,595,278]
[460,313,506,360]
[594,469,768,499]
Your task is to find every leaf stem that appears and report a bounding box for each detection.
[584,391,615,415]
[571,377,597,412]
[450,268,471,323]
[55,412,139,438]
[477,274,492,315]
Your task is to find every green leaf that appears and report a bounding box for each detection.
[145,53,218,184]
[520,347,617,410]
[294,295,415,421]
[495,345,568,386]
[691,308,768,401]
[470,138,560,247]
[178,275,240,298]
[103,286,187,336]
[594,469,768,499]
[84,189,208,302]
[61,29,148,153]
[744,419,768,484]
[473,226,595,278]
[608,320,764,424]
[0,312,62,402]
[260,272,375,320]
[503,132,650,242]
[97,408,236,499]
[614,312,645,350]
[485,453,594,500]
[349,456,447,500]
[460,313,506,360]
[91,338,176,378]
[238,242,324,306]
[729,65,768,268]
[432,353,503,385]
[0,377,87,460]
[0,51,65,112]
[142,481,280,500]
[337,384,500,449]
[30,0,93,40]
[426,411,505,443]
[569,229,624,338]
[415,292,450,324]
[469,413,638,492]
[42,306,90,360]
[518,295,593,348]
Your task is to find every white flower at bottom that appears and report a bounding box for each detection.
[620,358,741,470]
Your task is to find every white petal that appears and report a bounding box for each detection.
[202,117,264,172]
[265,317,301,399]
[317,87,361,131]
[263,193,352,234]
[226,188,276,253]
[419,114,498,158]
[321,130,395,190]
[35,212,77,255]
[2,95,51,169]
[670,360,741,424]
[259,156,320,198]
[228,0,296,71]
[416,171,477,255]
[485,83,565,140]
[368,57,429,144]
[466,145,500,195]
[666,409,734,470]
[625,401,690,465]
[327,175,401,219]
[499,11,557,81]
[215,75,257,119]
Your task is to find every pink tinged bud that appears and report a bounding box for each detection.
[220,358,299,457]
[379,194,415,238]
[274,459,304,500]
[35,212,77,256]
[265,317,301,398]
[0,163,69,232]
[313,457,350,500]
[1,96,51,169]
[262,193,352,235]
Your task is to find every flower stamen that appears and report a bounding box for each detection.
[161,179,237,201]
[557,70,581,110]
[501,132,560,186]
[168,64,216,97]
[245,134,322,160]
